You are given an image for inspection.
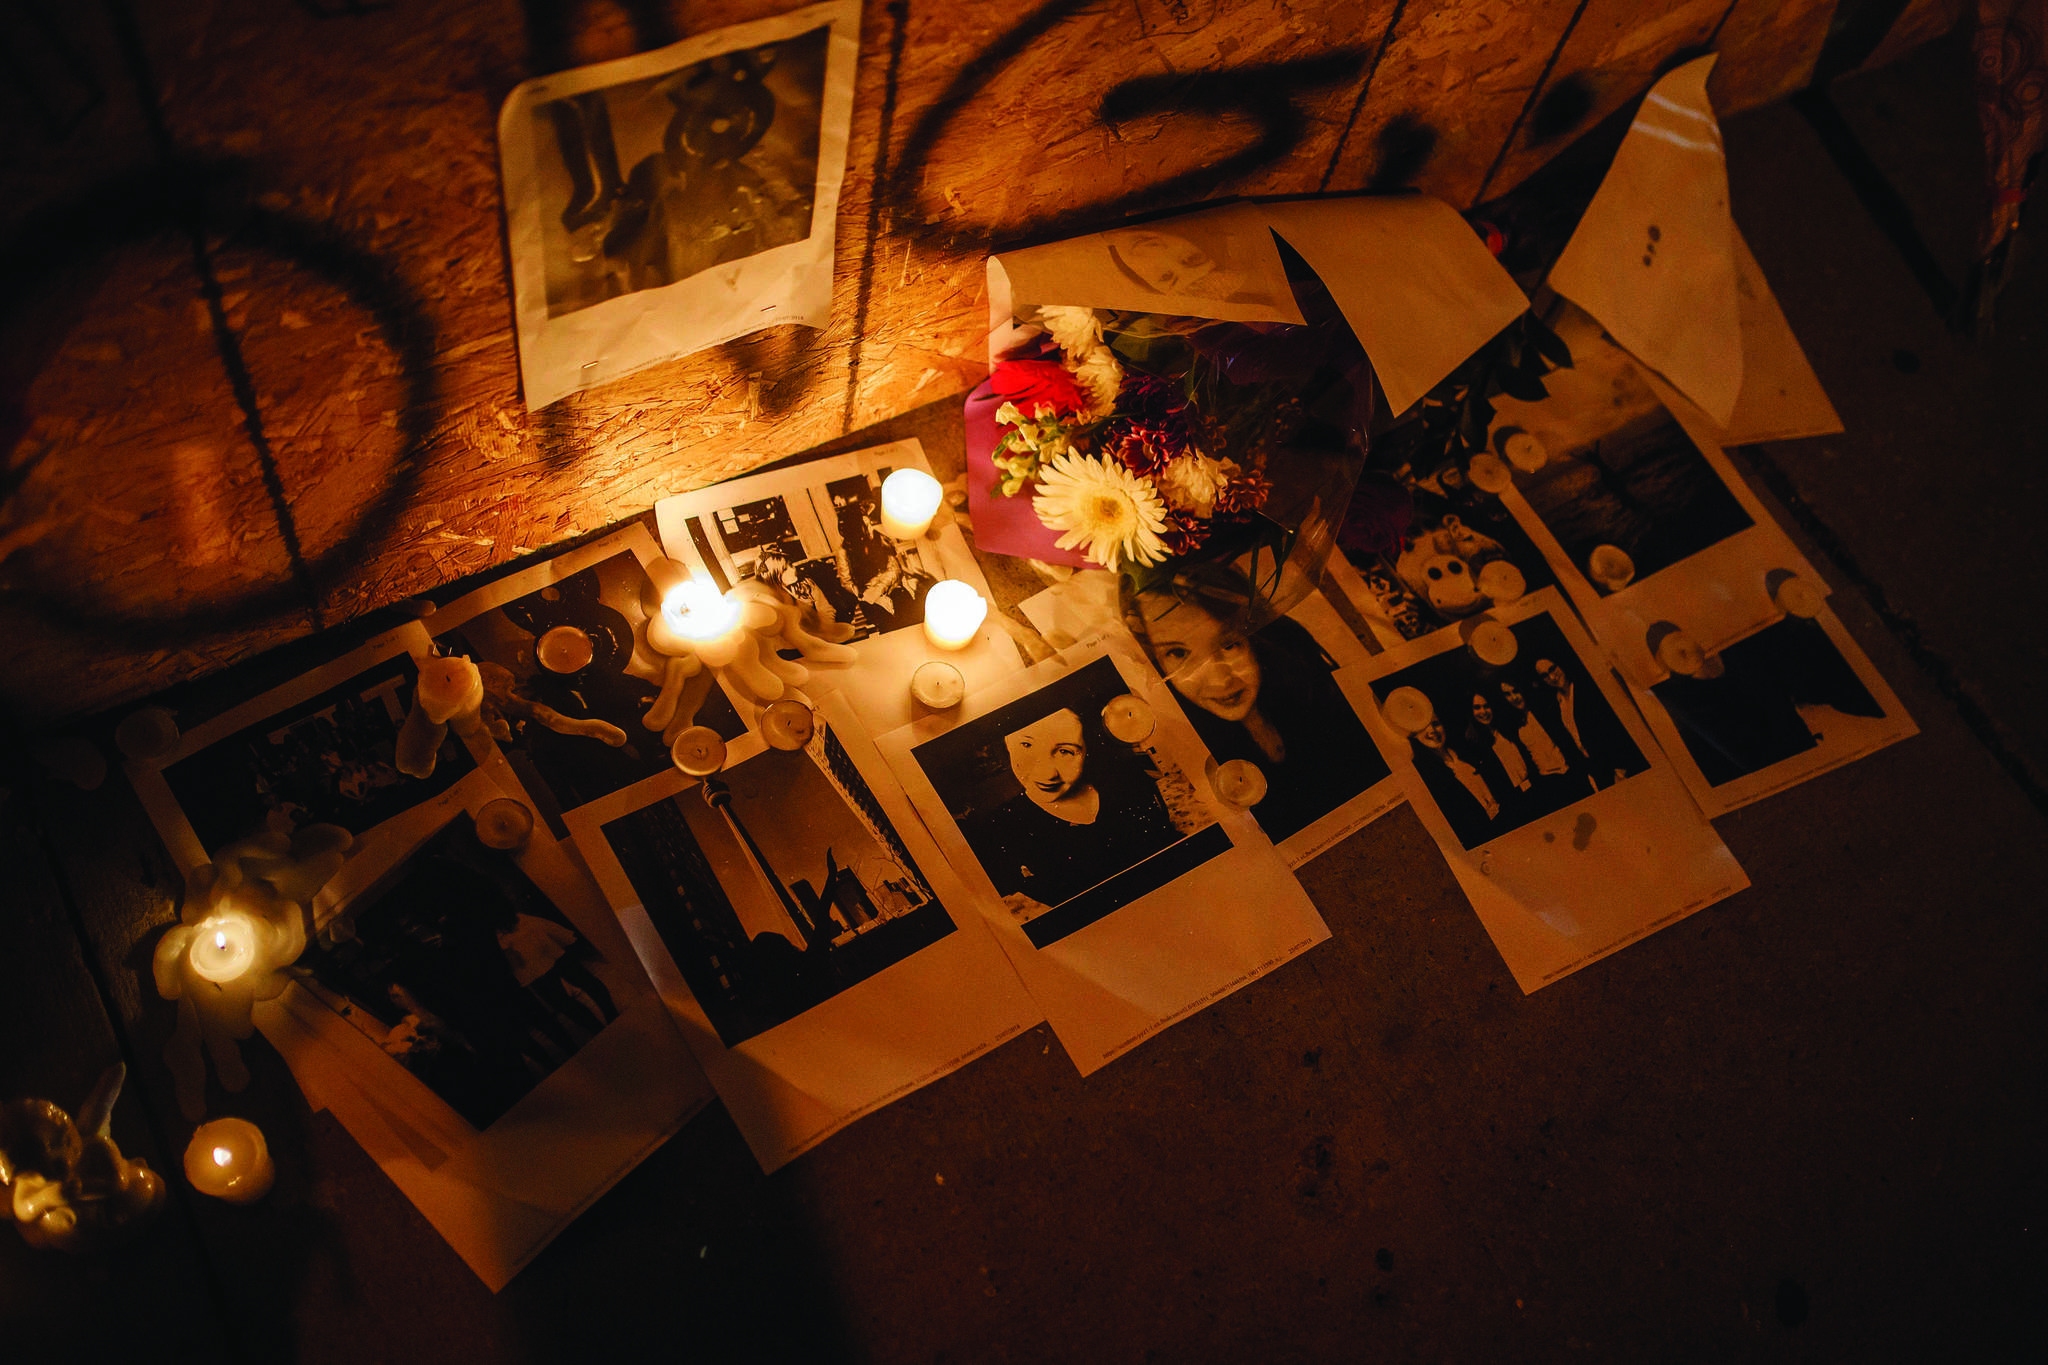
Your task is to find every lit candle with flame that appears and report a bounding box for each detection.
[922,580,987,651]
[188,912,260,984]
[878,468,943,541]
[655,574,746,665]
[183,1117,274,1204]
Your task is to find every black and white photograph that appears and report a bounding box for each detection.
[1020,559,1403,864]
[500,2,859,408]
[1369,612,1648,851]
[1346,589,1745,993]
[154,644,474,857]
[1636,606,1915,814]
[298,817,628,1132]
[432,540,746,837]
[596,722,956,1048]
[1340,420,1562,645]
[529,27,828,319]
[668,463,938,641]
[1507,406,1754,597]
[912,655,1226,948]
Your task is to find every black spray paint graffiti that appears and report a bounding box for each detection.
[2,0,1795,658]
[882,0,1374,251]
[0,160,439,647]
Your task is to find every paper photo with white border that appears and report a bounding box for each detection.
[567,693,1038,1173]
[1346,588,1748,993]
[260,767,707,1289]
[1624,592,1916,818]
[499,1,860,409]
[655,438,1023,733]
[879,639,1329,1075]
[1482,308,1823,681]
[427,523,750,838]
[128,623,470,882]
[1018,561,1402,868]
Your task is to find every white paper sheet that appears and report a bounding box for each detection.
[498,1,860,408]
[1259,194,1532,417]
[567,698,1040,1172]
[1550,54,1743,426]
[878,639,1329,1073]
[1345,589,1747,992]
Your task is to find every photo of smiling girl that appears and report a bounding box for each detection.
[1124,565,1392,847]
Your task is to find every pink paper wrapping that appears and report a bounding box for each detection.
[962,377,1092,568]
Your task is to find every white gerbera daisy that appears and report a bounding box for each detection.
[1155,453,1238,518]
[1033,451,1168,570]
[1069,347,1123,418]
[1039,304,1103,357]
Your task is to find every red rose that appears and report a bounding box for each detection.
[990,359,1087,420]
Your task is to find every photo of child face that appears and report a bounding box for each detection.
[1133,594,1261,724]
[1005,710,1088,808]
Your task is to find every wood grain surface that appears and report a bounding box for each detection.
[0,0,1959,727]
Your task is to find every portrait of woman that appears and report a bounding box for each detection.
[1464,690,1534,818]
[1125,567,1391,846]
[1102,226,1266,304]
[960,704,1179,920]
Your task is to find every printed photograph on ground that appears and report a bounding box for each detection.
[597,722,955,1047]
[912,655,1223,948]
[1368,612,1647,850]
[298,818,627,1131]
[433,547,745,836]
[666,462,940,641]
[158,649,474,855]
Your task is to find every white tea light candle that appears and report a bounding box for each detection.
[922,580,987,651]
[878,468,943,541]
[909,661,966,710]
[183,1118,274,1204]
[671,726,729,777]
[188,911,260,984]
[761,699,816,750]
[475,798,535,851]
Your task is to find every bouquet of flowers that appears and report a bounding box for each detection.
[984,286,1376,622]
[967,197,1533,658]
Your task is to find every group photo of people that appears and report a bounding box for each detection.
[1372,613,1648,850]
[305,820,623,1132]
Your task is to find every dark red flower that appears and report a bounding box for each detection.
[990,359,1087,419]
[1337,472,1415,559]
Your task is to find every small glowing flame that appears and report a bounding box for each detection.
[662,576,741,642]
[212,1147,233,1167]
[214,931,229,951]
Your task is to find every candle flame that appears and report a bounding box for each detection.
[212,1147,232,1166]
[214,930,229,951]
[662,575,741,641]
